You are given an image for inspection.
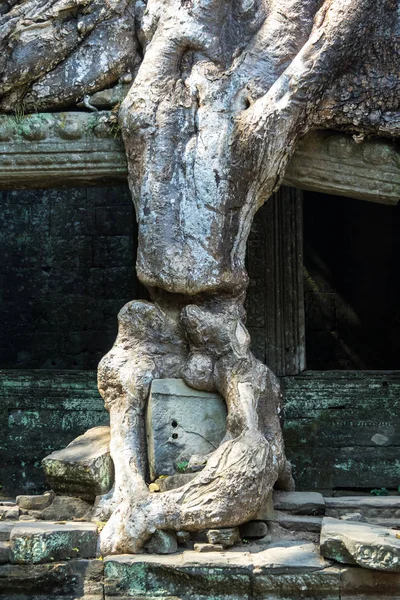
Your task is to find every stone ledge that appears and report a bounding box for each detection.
[0,113,399,205]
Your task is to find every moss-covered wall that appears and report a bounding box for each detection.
[0,186,138,370]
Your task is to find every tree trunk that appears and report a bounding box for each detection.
[1,0,399,554]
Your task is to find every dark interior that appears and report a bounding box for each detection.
[304,191,400,370]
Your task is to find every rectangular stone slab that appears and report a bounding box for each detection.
[10,521,98,564]
[146,379,227,479]
[320,517,400,572]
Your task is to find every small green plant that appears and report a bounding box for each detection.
[370,487,389,496]
[13,100,27,124]
[176,460,189,473]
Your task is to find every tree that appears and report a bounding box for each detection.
[1,0,399,554]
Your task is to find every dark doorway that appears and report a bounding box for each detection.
[304,192,400,369]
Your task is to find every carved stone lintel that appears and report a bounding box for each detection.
[0,113,399,207]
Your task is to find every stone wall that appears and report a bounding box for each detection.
[0,186,138,370]
[1,369,398,497]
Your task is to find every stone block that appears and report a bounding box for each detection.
[325,496,400,521]
[0,522,15,541]
[252,541,332,574]
[10,522,98,564]
[194,543,225,552]
[146,379,227,479]
[254,490,275,521]
[320,517,400,572]
[239,521,269,539]
[0,562,70,594]
[341,565,400,599]
[39,496,92,521]
[16,491,54,511]
[144,531,178,555]
[206,528,240,548]
[0,542,10,564]
[273,491,325,515]
[42,426,114,501]
[0,505,19,520]
[273,512,323,533]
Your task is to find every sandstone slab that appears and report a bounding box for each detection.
[325,496,400,522]
[274,512,323,533]
[146,379,227,479]
[273,491,325,515]
[16,491,54,511]
[320,517,400,572]
[42,426,114,502]
[0,522,15,541]
[39,495,92,521]
[10,521,98,564]
[0,505,19,520]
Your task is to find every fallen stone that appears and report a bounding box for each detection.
[42,426,114,502]
[0,542,10,564]
[320,517,400,572]
[146,378,227,479]
[0,505,19,521]
[0,501,15,507]
[194,543,225,552]
[0,522,15,541]
[10,521,98,564]
[206,528,240,548]
[144,530,178,555]
[18,515,36,522]
[16,491,54,511]
[239,520,269,539]
[273,491,325,516]
[155,473,197,491]
[274,512,323,533]
[39,495,92,521]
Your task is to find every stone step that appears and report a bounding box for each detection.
[325,496,400,520]
[320,517,400,572]
[0,505,19,520]
[16,491,54,511]
[273,491,325,516]
[273,512,323,533]
[0,522,16,542]
[0,542,10,565]
[10,521,98,564]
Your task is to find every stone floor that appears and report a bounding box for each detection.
[0,492,400,599]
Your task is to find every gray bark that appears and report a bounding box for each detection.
[1,0,399,553]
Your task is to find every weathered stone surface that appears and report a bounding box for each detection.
[0,505,19,520]
[325,496,400,520]
[341,566,400,599]
[0,542,10,564]
[10,522,98,564]
[144,531,178,555]
[42,426,114,502]
[320,517,400,572]
[0,522,15,541]
[155,473,197,492]
[146,379,227,479]
[254,490,275,521]
[176,531,191,545]
[104,543,334,598]
[0,562,70,594]
[38,495,92,521]
[273,491,325,516]
[282,371,400,492]
[274,512,323,533]
[194,543,225,552]
[16,491,54,511]
[340,512,366,522]
[206,528,240,548]
[239,521,269,539]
